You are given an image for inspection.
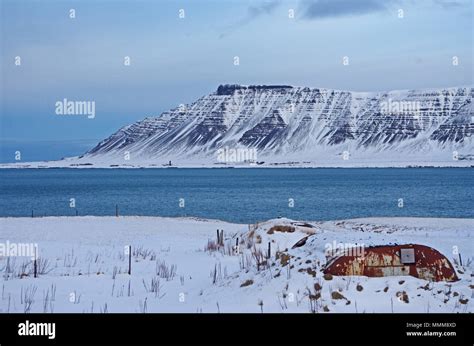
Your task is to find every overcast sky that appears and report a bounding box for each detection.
[1,0,472,155]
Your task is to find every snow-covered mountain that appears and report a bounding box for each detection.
[80,84,472,166]
[4,84,472,168]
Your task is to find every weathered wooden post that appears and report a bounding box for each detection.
[33,247,37,278]
[128,245,132,275]
[268,242,271,259]
[287,258,291,279]
[220,230,224,246]
[116,204,119,217]
[216,229,220,245]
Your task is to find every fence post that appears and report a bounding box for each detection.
[33,247,37,278]
[128,245,132,275]
[268,242,271,259]
[116,205,119,217]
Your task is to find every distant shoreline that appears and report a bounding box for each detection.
[1,161,473,169]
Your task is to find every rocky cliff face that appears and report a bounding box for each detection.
[84,85,473,164]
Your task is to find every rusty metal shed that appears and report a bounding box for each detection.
[323,244,458,282]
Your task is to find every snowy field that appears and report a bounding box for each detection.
[0,216,472,313]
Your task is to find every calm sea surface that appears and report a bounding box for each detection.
[0,168,472,223]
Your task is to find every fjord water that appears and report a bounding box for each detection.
[0,168,472,223]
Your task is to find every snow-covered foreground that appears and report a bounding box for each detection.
[0,216,472,313]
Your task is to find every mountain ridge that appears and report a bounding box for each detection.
[82,84,473,166]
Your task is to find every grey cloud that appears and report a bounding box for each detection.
[433,0,470,9]
[300,0,395,20]
[300,0,470,20]
[219,1,280,38]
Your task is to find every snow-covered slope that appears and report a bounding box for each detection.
[3,85,473,168]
